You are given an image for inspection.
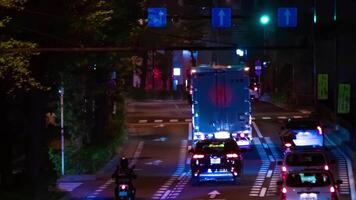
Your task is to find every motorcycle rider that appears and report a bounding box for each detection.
[112,157,137,198]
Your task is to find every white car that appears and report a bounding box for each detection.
[277,170,342,200]
[278,150,335,175]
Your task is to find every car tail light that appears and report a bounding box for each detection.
[226,153,239,158]
[282,187,287,194]
[330,186,335,193]
[193,154,204,159]
[317,126,323,135]
[324,165,329,170]
[285,143,292,148]
[282,166,287,172]
[240,133,245,138]
[254,87,258,91]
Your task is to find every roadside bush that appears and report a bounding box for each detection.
[49,120,126,175]
[271,91,288,105]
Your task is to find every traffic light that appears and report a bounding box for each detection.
[259,14,270,25]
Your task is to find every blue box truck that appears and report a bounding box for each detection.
[191,66,252,149]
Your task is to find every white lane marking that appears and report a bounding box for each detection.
[185,118,192,122]
[277,116,287,119]
[252,122,263,138]
[263,143,269,149]
[268,155,275,162]
[293,115,303,119]
[169,119,179,122]
[250,137,270,197]
[299,110,312,114]
[161,190,171,199]
[265,137,283,160]
[154,119,163,123]
[259,187,267,197]
[152,140,188,199]
[266,170,273,178]
[262,116,272,120]
[188,123,192,141]
[57,182,82,192]
[131,141,144,166]
[139,119,148,123]
[325,136,355,199]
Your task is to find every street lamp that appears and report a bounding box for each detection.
[58,86,64,176]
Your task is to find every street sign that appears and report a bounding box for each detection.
[147,8,167,27]
[212,8,231,28]
[255,60,262,76]
[278,7,297,27]
[317,74,328,100]
[337,84,351,114]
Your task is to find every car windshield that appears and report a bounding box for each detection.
[286,120,318,130]
[286,153,325,166]
[286,172,331,187]
[195,140,238,154]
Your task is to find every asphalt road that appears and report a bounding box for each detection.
[63,100,353,200]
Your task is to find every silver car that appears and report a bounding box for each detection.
[278,150,335,176]
[277,170,342,200]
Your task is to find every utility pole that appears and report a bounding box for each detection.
[59,86,64,176]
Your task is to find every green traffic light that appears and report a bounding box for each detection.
[260,15,270,25]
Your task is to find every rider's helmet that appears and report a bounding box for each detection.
[120,157,129,170]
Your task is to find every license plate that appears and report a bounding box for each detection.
[118,191,128,197]
[300,193,317,200]
[210,158,221,164]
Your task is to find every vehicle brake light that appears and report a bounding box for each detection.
[317,126,323,135]
[240,133,245,138]
[226,153,239,158]
[282,187,287,193]
[324,165,329,170]
[282,166,287,172]
[120,184,127,190]
[254,87,258,91]
[285,143,292,148]
[330,186,335,193]
[193,154,204,159]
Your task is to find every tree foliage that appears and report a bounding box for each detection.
[0,0,47,95]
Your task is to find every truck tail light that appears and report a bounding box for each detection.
[193,154,204,159]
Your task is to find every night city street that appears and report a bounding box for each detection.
[0,1,356,200]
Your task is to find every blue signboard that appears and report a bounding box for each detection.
[212,8,231,28]
[147,8,167,28]
[278,7,297,27]
[255,60,262,76]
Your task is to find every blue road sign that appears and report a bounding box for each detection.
[278,7,297,27]
[148,8,167,28]
[212,8,231,28]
